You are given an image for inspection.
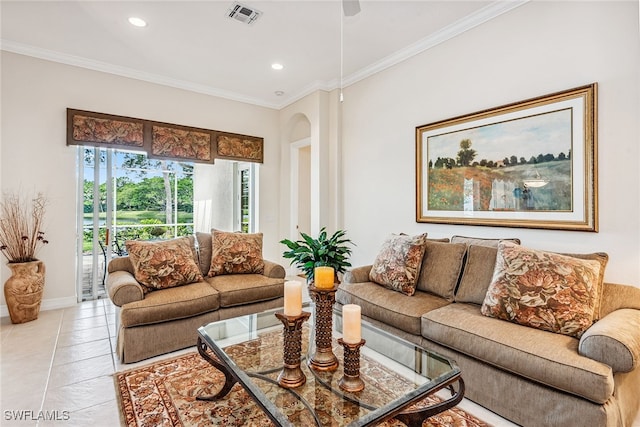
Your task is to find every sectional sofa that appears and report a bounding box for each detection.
[107,232,286,363]
[335,235,640,427]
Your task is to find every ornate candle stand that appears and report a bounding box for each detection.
[338,338,366,392]
[275,311,311,389]
[308,284,339,372]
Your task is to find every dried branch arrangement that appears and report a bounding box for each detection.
[0,192,49,263]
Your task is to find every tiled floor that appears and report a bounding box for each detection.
[1,298,638,427]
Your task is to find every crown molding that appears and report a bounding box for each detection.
[341,0,529,88]
[275,79,336,109]
[0,39,280,109]
[1,1,527,111]
[280,0,528,108]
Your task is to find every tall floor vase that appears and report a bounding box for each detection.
[4,260,45,324]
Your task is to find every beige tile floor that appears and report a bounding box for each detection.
[1,298,638,427]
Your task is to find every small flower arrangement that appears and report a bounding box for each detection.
[0,192,49,263]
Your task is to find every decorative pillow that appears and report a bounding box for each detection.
[126,237,204,293]
[416,241,467,302]
[558,251,608,321]
[208,230,264,277]
[481,241,602,338]
[369,233,428,296]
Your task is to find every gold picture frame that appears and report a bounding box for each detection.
[416,83,597,231]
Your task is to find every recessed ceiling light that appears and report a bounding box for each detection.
[128,17,147,27]
[271,63,284,71]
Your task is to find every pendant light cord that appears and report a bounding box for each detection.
[340,3,344,103]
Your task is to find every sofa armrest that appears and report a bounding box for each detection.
[344,265,372,284]
[106,270,144,307]
[107,256,135,275]
[579,308,640,373]
[263,260,286,279]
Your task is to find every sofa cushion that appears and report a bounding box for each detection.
[208,230,265,277]
[454,245,609,314]
[195,231,212,276]
[481,242,602,338]
[421,303,614,404]
[206,274,284,308]
[450,235,521,247]
[369,233,428,296]
[416,241,466,302]
[336,281,449,335]
[600,282,640,318]
[126,237,204,293]
[120,281,219,328]
[452,237,521,305]
[454,245,498,305]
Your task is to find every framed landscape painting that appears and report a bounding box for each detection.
[416,84,597,231]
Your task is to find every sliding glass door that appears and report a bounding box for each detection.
[77,147,194,301]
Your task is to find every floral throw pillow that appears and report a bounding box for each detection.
[369,233,428,296]
[208,230,265,277]
[126,237,204,293]
[481,241,602,338]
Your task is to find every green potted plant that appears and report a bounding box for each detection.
[280,227,354,284]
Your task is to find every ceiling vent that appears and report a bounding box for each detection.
[227,2,262,25]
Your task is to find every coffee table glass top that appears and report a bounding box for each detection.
[198,306,461,426]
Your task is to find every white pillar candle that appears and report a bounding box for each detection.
[283,281,302,316]
[314,266,335,289]
[342,304,361,344]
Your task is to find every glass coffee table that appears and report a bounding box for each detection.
[197,306,464,426]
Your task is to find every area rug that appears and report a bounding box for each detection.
[115,351,491,427]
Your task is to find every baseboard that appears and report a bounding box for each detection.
[1,296,78,318]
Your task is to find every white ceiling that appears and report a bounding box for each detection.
[1,1,526,109]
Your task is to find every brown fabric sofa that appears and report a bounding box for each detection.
[107,232,286,363]
[336,236,640,427]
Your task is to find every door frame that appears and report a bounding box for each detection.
[289,138,311,273]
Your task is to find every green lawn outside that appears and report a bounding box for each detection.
[82,210,194,252]
[83,210,193,224]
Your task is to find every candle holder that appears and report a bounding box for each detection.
[308,284,339,372]
[275,311,311,389]
[338,338,366,392]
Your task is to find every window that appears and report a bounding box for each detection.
[235,162,256,233]
[77,147,194,300]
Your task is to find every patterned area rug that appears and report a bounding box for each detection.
[115,351,491,427]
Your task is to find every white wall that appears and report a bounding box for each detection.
[341,1,640,286]
[279,91,337,241]
[0,52,280,310]
[2,1,638,315]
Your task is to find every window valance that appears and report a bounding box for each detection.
[66,109,263,164]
